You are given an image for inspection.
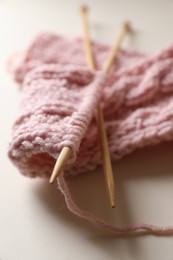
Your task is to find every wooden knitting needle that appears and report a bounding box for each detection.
[80,5,115,207]
[80,6,127,207]
[80,6,131,208]
[80,6,95,70]
[50,11,131,203]
[50,146,72,183]
[50,147,71,184]
[103,21,131,73]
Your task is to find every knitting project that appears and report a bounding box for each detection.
[8,32,173,235]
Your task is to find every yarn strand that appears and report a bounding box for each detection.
[58,174,173,236]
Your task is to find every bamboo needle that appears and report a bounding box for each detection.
[103,21,131,73]
[80,6,131,208]
[80,6,115,207]
[80,6,95,70]
[49,146,71,184]
[49,9,131,199]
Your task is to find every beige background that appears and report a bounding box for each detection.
[1,0,173,259]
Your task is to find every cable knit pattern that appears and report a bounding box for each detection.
[7,32,173,235]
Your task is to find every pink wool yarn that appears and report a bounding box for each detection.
[8,32,173,235]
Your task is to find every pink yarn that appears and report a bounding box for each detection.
[58,175,173,235]
[8,32,173,235]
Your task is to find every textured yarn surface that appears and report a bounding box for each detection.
[8,32,173,235]
[8,32,173,178]
[8,64,104,177]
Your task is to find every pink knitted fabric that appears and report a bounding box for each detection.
[8,64,105,177]
[8,32,146,84]
[8,32,173,235]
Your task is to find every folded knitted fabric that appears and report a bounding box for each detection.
[8,64,105,177]
[8,32,173,235]
[8,32,173,178]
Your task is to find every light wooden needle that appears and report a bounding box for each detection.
[80,6,131,207]
[80,5,114,207]
[80,6,95,70]
[49,8,131,197]
[49,147,71,184]
[103,21,131,73]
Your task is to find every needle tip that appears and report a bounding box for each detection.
[49,178,54,184]
[123,21,133,33]
[80,5,88,14]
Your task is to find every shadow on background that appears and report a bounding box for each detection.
[32,140,173,258]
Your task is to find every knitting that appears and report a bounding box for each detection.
[8,64,105,177]
[8,32,173,235]
[8,32,173,178]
